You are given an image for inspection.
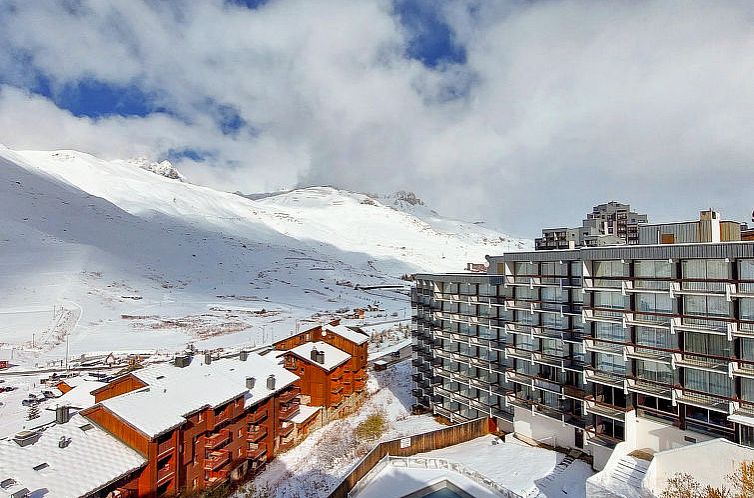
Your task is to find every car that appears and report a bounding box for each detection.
[21,398,39,406]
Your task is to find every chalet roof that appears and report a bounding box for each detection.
[0,414,145,498]
[99,352,299,437]
[324,323,369,346]
[287,342,351,372]
[47,378,105,411]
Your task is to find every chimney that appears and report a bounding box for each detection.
[310,347,319,361]
[240,351,249,361]
[204,353,212,365]
[267,374,276,390]
[174,355,190,368]
[246,377,256,389]
[55,405,70,424]
[317,351,325,364]
[58,436,71,448]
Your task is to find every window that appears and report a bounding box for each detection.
[594,322,626,342]
[684,369,732,397]
[741,298,754,331]
[636,293,673,314]
[593,291,627,310]
[595,353,626,375]
[682,259,729,291]
[684,295,730,318]
[683,332,731,357]
[634,260,673,290]
[636,327,676,350]
[636,360,675,384]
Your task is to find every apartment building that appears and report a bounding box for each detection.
[536,202,648,250]
[273,320,369,416]
[412,240,754,469]
[81,351,300,497]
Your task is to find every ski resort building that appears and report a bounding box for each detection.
[412,237,754,483]
[79,351,301,497]
[273,320,370,418]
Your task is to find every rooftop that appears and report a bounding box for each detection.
[287,342,351,372]
[0,414,145,498]
[99,352,299,438]
[324,323,369,346]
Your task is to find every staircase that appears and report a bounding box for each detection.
[609,455,651,489]
[526,450,582,498]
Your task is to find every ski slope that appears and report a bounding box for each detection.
[0,146,530,363]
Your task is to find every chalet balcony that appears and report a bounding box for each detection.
[247,427,267,443]
[247,443,268,461]
[157,439,175,459]
[249,408,269,424]
[278,402,300,421]
[156,464,175,485]
[204,450,231,471]
[277,386,301,405]
[279,421,294,438]
[331,392,344,406]
[205,429,230,450]
[354,378,367,392]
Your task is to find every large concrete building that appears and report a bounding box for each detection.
[536,202,648,250]
[412,240,754,474]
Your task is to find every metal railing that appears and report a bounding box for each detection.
[347,455,523,498]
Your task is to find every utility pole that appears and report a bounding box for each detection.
[65,334,69,371]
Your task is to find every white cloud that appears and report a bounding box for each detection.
[1,0,754,235]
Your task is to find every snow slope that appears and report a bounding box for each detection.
[0,146,529,361]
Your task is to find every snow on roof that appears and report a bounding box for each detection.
[207,352,299,409]
[101,353,299,437]
[324,323,369,345]
[0,414,145,498]
[290,405,320,425]
[47,379,105,410]
[288,342,351,371]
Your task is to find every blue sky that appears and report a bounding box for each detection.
[1,0,754,236]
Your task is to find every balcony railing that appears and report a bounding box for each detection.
[247,427,267,443]
[278,402,300,420]
[204,450,230,471]
[247,443,268,461]
[205,429,230,450]
[249,408,269,424]
[277,386,300,405]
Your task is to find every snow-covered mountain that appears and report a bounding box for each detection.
[0,147,530,361]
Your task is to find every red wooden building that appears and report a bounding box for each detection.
[81,351,300,497]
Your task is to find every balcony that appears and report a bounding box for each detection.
[247,427,267,443]
[206,429,230,449]
[204,450,230,471]
[277,386,300,405]
[584,427,622,449]
[584,368,626,389]
[247,443,268,461]
[278,402,300,420]
[157,439,175,459]
[156,464,174,484]
[627,378,674,400]
[249,408,269,424]
[585,398,631,421]
[354,378,367,392]
[675,390,732,414]
[279,421,294,438]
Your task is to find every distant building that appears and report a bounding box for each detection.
[535,201,648,250]
[638,209,742,245]
[0,348,13,369]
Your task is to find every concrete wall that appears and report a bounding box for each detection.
[512,407,576,449]
[646,438,754,495]
[634,416,713,452]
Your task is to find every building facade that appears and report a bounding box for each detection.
[536,202,648,250]
[413,241,754,468]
